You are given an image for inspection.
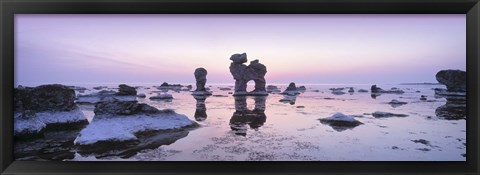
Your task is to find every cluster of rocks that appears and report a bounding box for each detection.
[155,82,192,92]
[266,85,281,93]
[229,53,268,96]
[14,84,88,139]
[371,85,405,94]
[76,84,137,104]
[434,69,466,120]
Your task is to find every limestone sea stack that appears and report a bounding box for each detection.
[192,67,212,96]
[229,53,268,96]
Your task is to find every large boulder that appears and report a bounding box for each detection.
[436,69,466,92]
[94,100,160,116]
[116,84,137,96]
[15,84,76,112]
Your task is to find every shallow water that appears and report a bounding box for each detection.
[15,84,466,161]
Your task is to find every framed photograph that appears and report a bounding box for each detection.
[1,0,479,174]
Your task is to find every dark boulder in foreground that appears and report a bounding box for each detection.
[436,69,466,92]
[15,84,77,112]
[116,84,137,96]
[14,84,88,139]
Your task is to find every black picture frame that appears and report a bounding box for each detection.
[1,0,479,174]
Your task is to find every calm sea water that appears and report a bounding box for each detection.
[15,83,466,161]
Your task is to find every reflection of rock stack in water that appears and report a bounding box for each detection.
[194,95,208,121]
[434,70,466,120]
[192,67,212,96]
[229,96,267,136]
[229,53,268,96]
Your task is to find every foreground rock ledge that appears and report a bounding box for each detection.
[14,84,88,139]
[74,100,199,146]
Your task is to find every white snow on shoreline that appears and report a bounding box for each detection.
[14,108,87,135]
[74,113,196,145]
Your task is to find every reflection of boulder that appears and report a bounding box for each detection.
[75,100,198,157]
[434,69,466,120]
[229,53,268,96]
[229,96,267,136]
[318,113,363,132]
[76,129,190,159]
[14,84,88,139]
[435,98,466,120]
[15,129,84,160]
[279,95,297,105]
[194,96,208,121]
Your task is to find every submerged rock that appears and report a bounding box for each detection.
[330,87,346,95]
[318,113,363,132]
[358,89,368,93]
[387,99,408,108]
[372,111,408,118]
[136,93,146,98]
[229,53,268,96]
[266,85,281,93]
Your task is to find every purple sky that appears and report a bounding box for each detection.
[15,14,466,86]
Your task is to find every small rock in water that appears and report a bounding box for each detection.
[420,95,427,101]
[149,93,173,100]
[318,113,363,132]
[387,99,408,108]
[137,93,146,98]
[296,106,305,108]
[372,111,408,118]
[348,88,354,93]
[281,82,301,96]
[358,89,368,93]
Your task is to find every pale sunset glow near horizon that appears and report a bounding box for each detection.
[15,14,466,86]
